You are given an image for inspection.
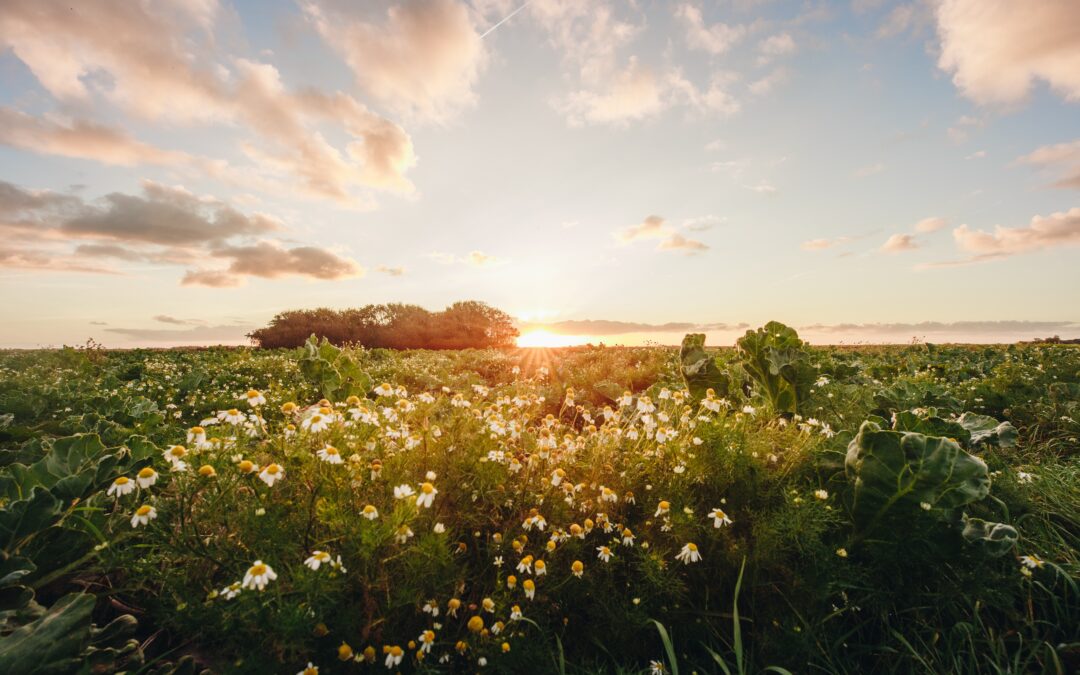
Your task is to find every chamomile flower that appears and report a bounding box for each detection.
[187,426,208,447]
[259,463,284,487]
[164,445,188,471]
[220,581,242,600]
[417,482,438,508]
[383,645,404,668]
[317,445,343,464]
[447,598,461,616]
[136,467,158,489]
[655,500,670,517]
[107,476,135,498]
[242,560,277,591]
[814,489,829,500]
[220,408,245,425]
[394,525,414,544]
[523,578,536,599]
[516,555,533,574]
[296,662,318,675]
[362,504,379,520]
[237,459,258,474]
[675,542,702,564]
[198,464,216,478]
[305,550,332,570]
[596,546,612,562]
[418,630,436,654]
[394,484,415,499]
[245,389,266,407]
[534,559,547,576]
[303,413,330,433]
[482,597,495,613]
[708,508,733,527]
[131,504,156,528]
[571,560,584,578]
[337,643,354,662]
[1019,554,1045,570]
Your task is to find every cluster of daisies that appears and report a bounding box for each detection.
[109,377,838,672]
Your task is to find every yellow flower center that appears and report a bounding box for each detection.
[319,406,332,415]
[190,426,204,435]
[227,408,240,416]
[325,446,339,455]
[687,543,698,551]
[249,563,267,576]
[135,505,152,516]
[238,460,254,472]
[572,561,584,572]
[659,501,670,510]
[363,505,376,514]
[170,446,186,457]
[524,579,535,590]
[137,467,155,478]
[199,465,215,477]
[114,476,130,485]
[266,463,281,475]
[281,402,296,413]
[468,616,484,632]
[421,482,434,494]
[247,390,260,398]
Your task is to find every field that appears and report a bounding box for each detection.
[0,324,1077,674]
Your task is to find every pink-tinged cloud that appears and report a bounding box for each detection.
[914,217,947,233]
[936,0,1080,105]
[953,207,1080,260]
[302,0,487,123]
[1017,139,1080,190]
[880,233,919,252]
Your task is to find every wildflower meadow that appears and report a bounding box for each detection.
[0,324,1076,674]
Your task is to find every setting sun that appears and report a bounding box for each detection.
[516,329,590,348]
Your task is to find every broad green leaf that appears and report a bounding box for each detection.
[680,334,729,400]
[0,592,94,674]
[961,517,1018,557]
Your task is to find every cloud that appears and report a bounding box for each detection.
[747,181,778,195]
[675,4,745,55]
[800,320,1080,337]
[0,107,188,166]
[951,207,1080,261]
[914,217,948,233]
[206,242,364,282]
[880,233,919,252]
[616,214,669,243]
[682,215,725,231]
[854,162,885,177]
[302,0,487,123]
[180,270,245,288]
[757,33,795,64]
[0,0,417,205]
[61,181,282,246]
[1016,139,1080,190]
[802,236,852,251]
[104,323,254,343]
[519,319,750,335]
[935,0,1080,105]
[748,68,789,96]
[0,179,363,286]
[658,233,709,253]
[375,265,406,276]
[466,250,501,267]
[558,57,667,126]
[153,315,202,326]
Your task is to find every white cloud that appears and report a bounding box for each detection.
[658,233,709,253]
[558,58,667,126]
[675,4,745,55]
[616,215,669,243]
[802,236,852,251]
[936,0,1080,105]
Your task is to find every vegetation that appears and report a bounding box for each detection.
[247,302,519,350]
[0,324,1076,674]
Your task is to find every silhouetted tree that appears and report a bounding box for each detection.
[247,302,519,349]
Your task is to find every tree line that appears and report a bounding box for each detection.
[247,301,519,349]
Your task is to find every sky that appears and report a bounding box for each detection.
[1,0,1079,348]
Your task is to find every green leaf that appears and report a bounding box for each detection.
[0,593,94,674]
[961,517,1018,557]
[957,413,1018,449]
[680,334,729,400]
[0,488,63,551]
[844,421,990,530]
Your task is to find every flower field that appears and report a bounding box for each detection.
[0,324,1077,674]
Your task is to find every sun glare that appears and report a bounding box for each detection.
[516,329,590,348]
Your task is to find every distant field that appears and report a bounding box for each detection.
[0,325,1076,674]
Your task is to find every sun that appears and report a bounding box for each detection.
[516,329,590,348]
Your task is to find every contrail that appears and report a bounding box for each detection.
[479,1,533,39]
